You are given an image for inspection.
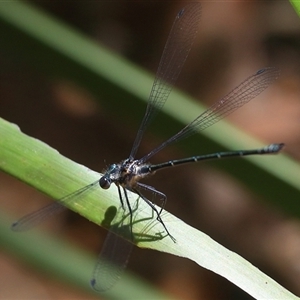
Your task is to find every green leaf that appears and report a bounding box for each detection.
[0,116,298,299]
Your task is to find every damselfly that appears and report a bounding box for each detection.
[11,2,283,292]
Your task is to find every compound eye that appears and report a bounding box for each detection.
[99,176,111,189]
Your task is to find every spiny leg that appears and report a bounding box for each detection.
[133,187,176,242]
[122,187,135,241]
[137,182,167,217]
[117,185,125,209]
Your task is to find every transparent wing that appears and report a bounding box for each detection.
[90,192,165,292]
[129,3,201,159]
[90,190,140,292]
[91,230,133,292]
[140,67,280,162]
[11,180,99,231]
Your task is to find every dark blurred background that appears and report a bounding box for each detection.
[1,1,300,299]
